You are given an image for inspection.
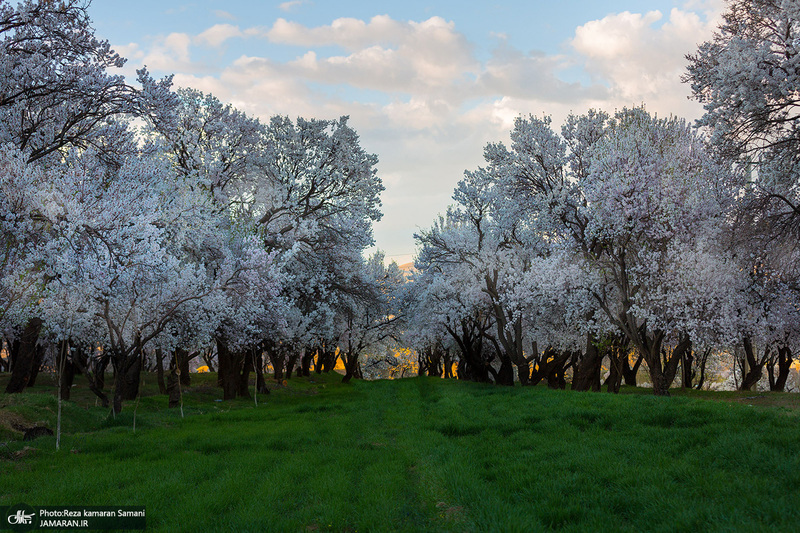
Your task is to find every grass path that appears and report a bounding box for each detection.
[2,374,800,531]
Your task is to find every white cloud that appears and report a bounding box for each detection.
[267,15,425,51]
[278,0,308,12]
[571,7,719,119]
[214,10,237,21]
[195,24,244,47]
[139,32,195,73]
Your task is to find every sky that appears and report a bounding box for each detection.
[89,0,726,265]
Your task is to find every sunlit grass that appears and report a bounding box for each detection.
[2,374,800,531]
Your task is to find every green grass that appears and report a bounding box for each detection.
[2,373,800,531]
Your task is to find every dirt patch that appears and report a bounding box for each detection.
[0,409,30,438]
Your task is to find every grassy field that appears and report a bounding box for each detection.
[2,372,800,532]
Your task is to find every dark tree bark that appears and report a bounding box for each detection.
[662,334,692,390]
[769,346,793,392]
[529,347,570,389]
[5,318,42,393]
[236,351,253,399]
[443,349,454,379]
[740,337,769,391]
[112,350,142,414]
[342,351,358,384]
[202,348,216,373]
[216,337,241,400]
[300,348,315,377]
[270,349,285,380]
[622,352,643,386]
[445,316,492,383]
[572,334,603,392]
[178,349,191,387]
[633,324,670,396]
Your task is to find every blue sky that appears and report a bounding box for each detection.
[90,0,724,264]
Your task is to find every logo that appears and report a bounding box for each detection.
[4,504,38,532]
[7,510,34,525]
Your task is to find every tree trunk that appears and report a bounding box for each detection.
[694,348,711,390]
[622,352,643,386]
[662,334,691,390]
[267,345,285,380]
[112,352,142,414]
[5,318,43,393]
[178,349,191,386]
[94,349,109,390]
[285,349,300,380]
[640,328,669,396]
[155,349,167,395]
[681,346,694,389]
[58,340,76,401]
[236,350,253,399]
[572,334,603,392]
[740,337,768,391]
[122,354,142,401]
[606,347,622,394]
[771,346,793,392]
[443,349,454,379]
[300,348,314,377]
[167,367,180,408]
[26,344,45,387]
[255,351,269,394]
[216,337,240,400]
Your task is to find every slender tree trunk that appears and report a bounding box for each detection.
[167,368,180,408]
[155,349,167,395]
[5,318,43,393]
[236,350,253,399]
[255,350,269,395]
[681,346,694,389]
[606,346,622,394]
[58,340,76,401]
